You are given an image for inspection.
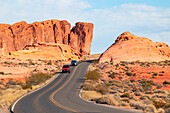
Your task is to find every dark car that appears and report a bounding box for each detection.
[71,60,77,66]
[62,65,70,73]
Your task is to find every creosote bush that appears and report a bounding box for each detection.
[86,70,102,81]
[121,93,130,98]
[163,80,170,85]
[126,72,133,76]
[47,60,52,65]
[140,80,154,91]
[108,72,118,79]
[26,72,52,86]
[0,72,4,75]
[95,84,109,94]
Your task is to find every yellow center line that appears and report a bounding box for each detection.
[49,64,82,112]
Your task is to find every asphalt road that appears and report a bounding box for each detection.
[12,61,141,113]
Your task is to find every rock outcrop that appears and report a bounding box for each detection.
[99,32,170,63]
[9,42,81,60]
[0,19,94,56]
[70,22,93,55]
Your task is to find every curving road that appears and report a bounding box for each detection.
[12,61,141,113]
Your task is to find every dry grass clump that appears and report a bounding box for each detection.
[157,108,165,113]
[143,104,157,113]
[86,70,102,81]
[0,71,54,110]
[0,88,27,108]
[130,100,146,110]
[96,94,119,106]
[80,91,102,101]
[82,81,110,94]
[26,72,52,86]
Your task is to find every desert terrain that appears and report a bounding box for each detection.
[0,19,170,113]
[81,32,170,113]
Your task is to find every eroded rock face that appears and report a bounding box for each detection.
[0,20,93,56]
[99,32,170,63]
[70,22,94,55]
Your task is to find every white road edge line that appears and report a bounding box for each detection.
[78,65,142,113]
[10,74,59,112]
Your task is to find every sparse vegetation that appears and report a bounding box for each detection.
[47,60,52,65]
[108,72,118,79]
[81,60,170,113]
[86,70,102,81]
[140,80,153,91]
[126,72,133,76]
[121,93,129,98]
[0,72,4,75]
[163,80,170,85]
[26,72,52,85]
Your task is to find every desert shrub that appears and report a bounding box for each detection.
[96,95,118,106]
[110,62,113,65]
[108,72,118,79]
[0,81,4,85]
[140,95,150,100]
[6,79,17,86]
[122,99,130,103]
[95,84,109,94]
[120,63,125,66]
[163,80,170,85]
[121,93,129,98]
[157,108,165,113]
[142,99,153,105]
[118,76,123,80]
[134,91,142,96]
[145,91,153,94]
[112,93,121,102]
[130,100,146,110]
[115,64,119,67]
[151,99,167,109]
[0,72,4,75]
[29,61,35,65]
[151,76,156,79]
[47,60,52,65]
[130,79,135,83]
[140,80,153,91]
[157,84,163,89]
[26,72,52,85]
[153,90,166,94]
[159,71,165,73]
[44,68,48,71]
[153,72,158,76]
[126,72,133,76]
[86,70,102,81]
[22,84,32,89]
[143,104,157,113]
[119,101,130,106]
[82,82,95,91]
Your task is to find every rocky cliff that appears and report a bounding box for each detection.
[0,19,93,56]
[99,32,170,63]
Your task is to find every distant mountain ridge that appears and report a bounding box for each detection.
[99,32,170,63]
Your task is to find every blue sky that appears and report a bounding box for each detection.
[0,0,170,54]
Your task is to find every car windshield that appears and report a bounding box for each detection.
[71,60,77,63]
[63,65,69,68]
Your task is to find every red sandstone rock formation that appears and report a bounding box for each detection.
[0,19,93,56]
[99,32,170,63]
[69,22,94,55]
